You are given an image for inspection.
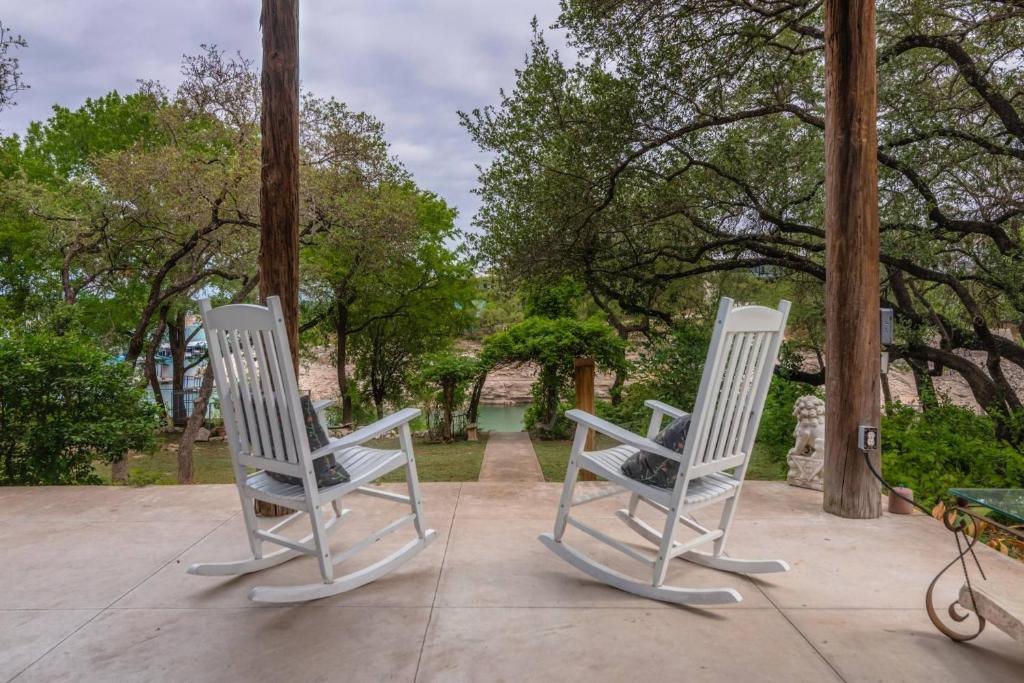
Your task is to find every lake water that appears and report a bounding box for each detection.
[476,403,528,432]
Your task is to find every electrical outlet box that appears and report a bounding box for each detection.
[880,308,894,345]
[858,425,879,451]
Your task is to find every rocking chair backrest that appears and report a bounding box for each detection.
[200,296,308,477]
[679,297,790,483]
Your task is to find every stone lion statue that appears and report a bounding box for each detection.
[790,395,825,457]
[787,395,825,490]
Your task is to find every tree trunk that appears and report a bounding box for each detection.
[334,301,353,425]
[144,309,169,421]
[880,371,892,405]
[111,457,129,483]
[574,357,597,481]
[823,0,882,519]
[441,383,455,443]
[168,310,188,427]
[466,372,487,425]
[257,0,300,517]
[177,366,214,485]
[908,357,937,410]
[538,365,561,437]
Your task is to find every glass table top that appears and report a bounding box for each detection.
[949,488,1024,524]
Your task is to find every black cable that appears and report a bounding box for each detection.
[860,446,987,611]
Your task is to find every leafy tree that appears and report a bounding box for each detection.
[482,316,625,438]
[0,21,27,113]
[0,331,158,484]
[1,47,259,367]
[420,354,480,442]
[463,1,1024,438]
[301,130,476,424]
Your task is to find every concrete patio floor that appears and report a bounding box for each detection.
[2,481,1022,682]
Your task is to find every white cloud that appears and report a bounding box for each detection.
[0,0,575,232]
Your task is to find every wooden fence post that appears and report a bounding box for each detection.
[574,357,597,481]
[822,0,882,518]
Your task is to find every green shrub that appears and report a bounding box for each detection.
[482,316,625,440]
[755,377,822,468]
[882,403,1024,509]
[419,353,479,441]
[0,332,159,484]
[525,398,575,439]
[597,322,713,433]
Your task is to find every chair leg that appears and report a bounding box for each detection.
[398,423,428,539]
[553,423,590,541]
[712,494,740,556]
[309,505,334,583]
[239,490,264,560]
[652,507,681,587]
[627,493,641,517]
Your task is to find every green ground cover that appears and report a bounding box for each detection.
[98,433,487,485]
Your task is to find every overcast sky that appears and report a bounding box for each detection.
[0,1,573,233]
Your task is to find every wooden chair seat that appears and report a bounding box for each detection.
[244,445,405,507]
[580,445,740,509]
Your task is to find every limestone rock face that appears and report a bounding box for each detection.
[786,395,825,491]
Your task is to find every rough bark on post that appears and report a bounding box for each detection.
[257,0,300,517]
[259,0,300,372]
[822,0,882,518]
[574,357,597,481]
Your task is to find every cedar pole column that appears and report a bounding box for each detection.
[574,357,597,481]
[822,0,882,518]
[259,0,300,372]
[257,0,300,517]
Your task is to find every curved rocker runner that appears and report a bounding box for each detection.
[540,298,792,605]
[187,297,435,603]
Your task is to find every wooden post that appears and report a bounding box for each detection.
[822,0,882,519]
[574,357,597,481]
[259,0,300,372]
[256,0,300,517]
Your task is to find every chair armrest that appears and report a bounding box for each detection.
[310,407,421,459]
[643,399,690,438]
[312,399,335,414]
[565,409,683,463]
[643,399,689,420]
[312,399,335,433]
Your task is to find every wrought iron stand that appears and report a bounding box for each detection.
[926,498,1022,641]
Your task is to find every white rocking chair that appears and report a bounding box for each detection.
[187,296,435,603]
[540,297,791,605]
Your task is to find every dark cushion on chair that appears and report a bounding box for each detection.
[261,396,350,488]
[620,414,690,489]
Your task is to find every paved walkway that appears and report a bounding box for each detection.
[478,431,543,482]
[2,482,1022,682]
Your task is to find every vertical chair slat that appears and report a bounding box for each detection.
[715,330,762,463]
[251,330,290,464]
[728,331,771,459]
[239,328,278,462]
[705,331,752,464]
[690,332,734,466]
[259,329,299,463]
[219,329,253,457]
[228,328,264,459]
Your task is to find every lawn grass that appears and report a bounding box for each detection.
[530,435,786,483]
[97,432,487,485]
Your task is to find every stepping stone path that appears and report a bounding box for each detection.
[479,431,543,482]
